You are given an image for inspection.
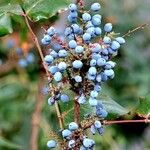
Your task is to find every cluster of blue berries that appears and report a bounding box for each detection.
[42,1,126,149]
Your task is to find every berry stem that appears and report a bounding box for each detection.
[104,119,150,125]
[74,99,80,125]
[22,9,64,130]
[122,22,150,38]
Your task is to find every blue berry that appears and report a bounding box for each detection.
[58,49,68,57]
[90,59,97,66]
[62,129,72,139]
[68,122,78,131]
[92,53,101,60]
[26,53,35,63]
[86,27,95,37]
[83,138,95,148]
[93,14,102,20]
[60,94,69,103]
[91,3,101,11]
[85,21,94,29]
[70,11,78,18]
[92,17,101,26]
[94,85,102,92]
[104,69,114,77]
[103,36,111,44]
[47,140,57,148]
[94,120,101,128]
[97,126,105,135]
[48,97,55,105]
[64,27,73,36]
[69,40,77,49]
[43,34,51,42]
[97,58,106,66]
[90,90,98,98]
[74,75,82,82]
[58,62,67,71]
[90,125,96,135]
[68,140,75,148]
[47,27,55,36]
[18,59,28,68]
[68,15,77,23]
[82,13,91,22]
[72,60,83,69]
[69,3,77,11]
[111,41,120,50]
[78,94,86,104]
[48,66,59,74]
[90,43,101,52]
[67,34,75,40]
[44,55,54,64]
[83,33,91,41]
[88,67,97,76]
[54,72,62,82]
[116,37,126,44]
[96,109,108,118]
[50,50,58,58]
[105,61,116,69]
[104,23,113,32]
[96,74,102,83]
[71,24,80,33]
[75,45,84,53]
[101,72,108,81]
[89,98,98,106]
[87,73,96,81]
[95,27,102,35]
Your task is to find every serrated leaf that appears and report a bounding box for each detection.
[100,95,129,118]
[136,95,150,116]
[23,0,70,21]
[0,136,22,149]
[0,14,13,36]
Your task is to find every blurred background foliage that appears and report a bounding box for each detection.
[0,0,150,150]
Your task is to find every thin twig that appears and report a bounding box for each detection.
[30,74,44,150]
[104,119,150,125]
[22,9,64,129]
[122,22,150,38]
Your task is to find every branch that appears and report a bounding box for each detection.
[22,10,64,130]
[30,74,44,150]
[104,119,150,125]
[122,22,150,38]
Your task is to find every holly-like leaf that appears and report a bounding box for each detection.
[100,95,129,118]
[135,95,150,116]
[23,0,70,21]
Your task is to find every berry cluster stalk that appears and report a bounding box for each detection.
[22,10,64,130]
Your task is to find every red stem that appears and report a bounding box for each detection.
[104,119,150,125]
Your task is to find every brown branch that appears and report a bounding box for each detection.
[104,119,150,125]
[22,10,64,129]
[30,74,44,150]
[122,22,150,38]
[74,99,80,125]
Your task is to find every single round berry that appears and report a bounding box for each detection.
[74,75,82,82]
[90,59,97,66]
[72,60,83,69]
[48,66,59,74]
[88,67,97,76]
[71,24,80,33]
[78,94,86,104]
[95,27,102,35]
[47,140,57,148]
[90,90,98,98]
[48,97,55,105]
[83,33,91,41]
[90,125,96,134]
[69,40,77,49]
[70,11,78,18]
[68,122,78,131]
[96,74,102,83]
[44,55,54,64]
[68,140,75,148]
[62,129,72,139]
[69,3,77,11]
[104,69,114,77]
[103,36,111,44]
[89,98,98,106]
[94,85,102,92]
[82,13,91,22]
[97,58,106,66]
[54,72,62,82]
[83,138,95,148]
[111,41,120,50]
[91,3,101,11]
[104,23,113,32]
[43,34,51,42]
[90,43,101,53]
[94,120,101,128]
[60,94,69,103]
[50,50,58,58]
[58,62,67,71]
[87,73,96,81]
[116,37,126,44]
[58,49,68,57]
[75,45,84,53]
[47,27,55,36]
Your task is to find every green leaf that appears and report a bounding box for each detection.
[0,14,13,36]
[0,136,22,149]
[135,95,150,116]
[23,0,70,21]
[100,95,129,118]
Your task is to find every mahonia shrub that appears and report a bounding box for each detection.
[41,1,126,149]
